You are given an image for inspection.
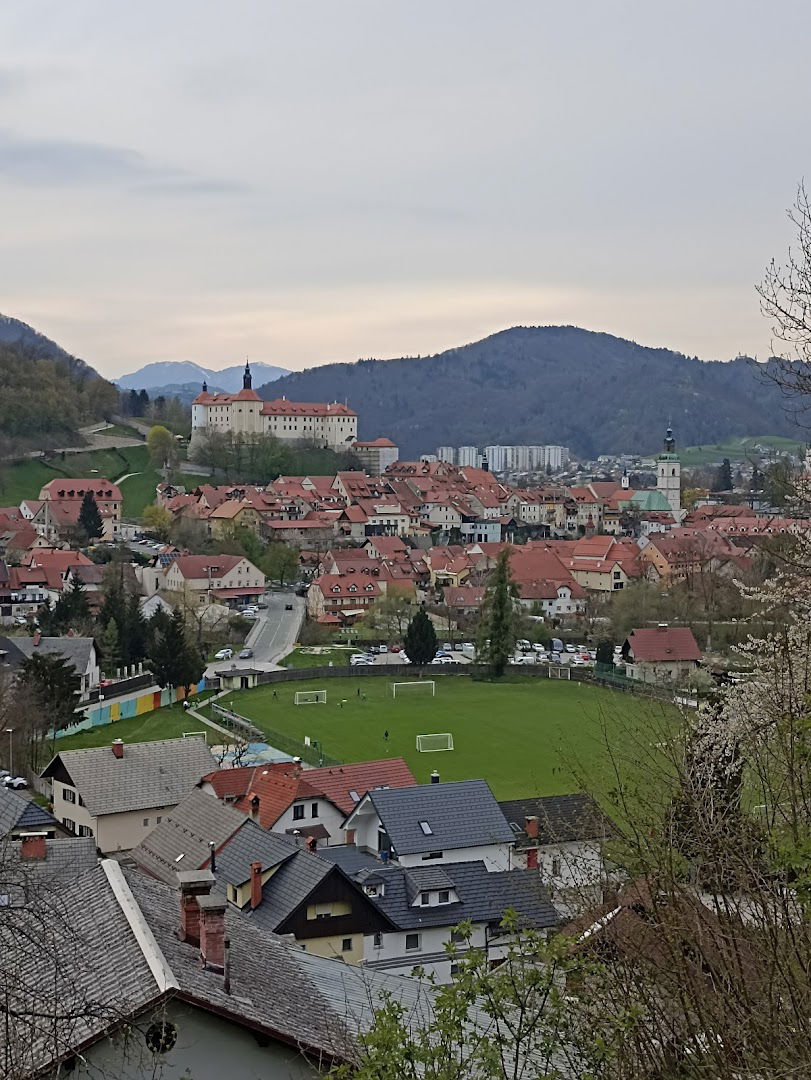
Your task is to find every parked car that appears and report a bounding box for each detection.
[532,643,545,652]
[214,648,233,660]
[242,611,260,620]
[256,601,268,609]
[3,776,28,790]
[570,658,592,668]
[453,643,464,651]
[351,657,373,666]
[431,655,453,665]
[516,639,532,651]
[238,648,254,659]
[435,650,451,658]
[511,654,536,665]
[368,645,381,654]
[390,645,401,653]
[378,644,388,653]
[548,652,563,664]
[461,642,475,651]
[0,770,10,781]
[443,643,453,652]
[564,643,576,653]
[13,616,28,626]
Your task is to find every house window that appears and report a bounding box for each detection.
[62,788,76,803]
[450,963,460,977]
[419,820,433,836]
[373,931,383,949]
[551,856,562,877]
[293,804,305,821]
[420,891,431,906]
[62,818,75,832]
[342,937,353,952]
[422,851,443,860]
[77,825,93,837]
[156,816,162,824]
[311,802,319,817]
[438,889,450,904]
[143,818,150,828]
[405,933,421,951]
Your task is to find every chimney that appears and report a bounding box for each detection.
[525,815,539,840]
[32,630,41,647]
[250,794,260,821]
[177,869,214,946]
[198,894,227,973]
[250,860,263,909]
[111,739,124,759]
[430,770,440,784]
[19,832,47,860]
[208,840,216,875]
[306,835,318,853]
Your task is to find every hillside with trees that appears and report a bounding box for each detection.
[0,319,118,453]
[256,326,798,458]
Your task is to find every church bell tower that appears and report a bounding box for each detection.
[657,424,681,514]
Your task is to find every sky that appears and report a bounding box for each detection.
[2,0,811,379]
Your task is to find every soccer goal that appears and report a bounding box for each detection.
[548,665,571,680]
[416,733,454,752]
[391,680,436,698]
[295,690,327,705]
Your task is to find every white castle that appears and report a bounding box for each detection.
[190,362,358,451]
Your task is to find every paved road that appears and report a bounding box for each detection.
[205,589,305,677]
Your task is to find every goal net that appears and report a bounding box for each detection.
[295,690,327,705]
[391,680,436,698]
[416,733,454,752]
[549,665,571,680]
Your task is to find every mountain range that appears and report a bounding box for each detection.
[255,326,800,459]
[116,360,289,399]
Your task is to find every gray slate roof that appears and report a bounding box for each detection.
[0,634,96,676]
[212,817,301,887]
[130,787,249,885]
[2,857,571,1078]
[41,737,216,817]
[0,785,59,836]
[359,780,515,856]
[352,859,559,932]
[5,836,98,887]
[498,794,613,846]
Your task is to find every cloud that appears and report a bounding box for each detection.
[0,128,243,194]
[0,69,27,96]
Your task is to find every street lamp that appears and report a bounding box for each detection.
[5,728,13,775]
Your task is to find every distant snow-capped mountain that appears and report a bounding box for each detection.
[116,360,289,395]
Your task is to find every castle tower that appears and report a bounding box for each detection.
[243,360,252,390]
[657,424,681,514]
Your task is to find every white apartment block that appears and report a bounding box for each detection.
[437,446,456,464]
[456,446,481,468]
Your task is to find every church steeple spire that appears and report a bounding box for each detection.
[664,423,675,454]
[243,358,252,390]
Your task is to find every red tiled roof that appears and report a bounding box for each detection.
[169,554,245,578]
[626,626,702,662]
[39,478,122,501]
[261,399,356,417]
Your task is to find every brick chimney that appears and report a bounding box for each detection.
[524,815,539,840]
[250,860,263,910]
[19,832,47,860]
[177,869,214,946]
[111,739,124,759]
[250,794,260,821]
[198,894,227,972]
[32,630,41,647]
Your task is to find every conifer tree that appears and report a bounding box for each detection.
[78,490,103,541]
[477,549,518,677]
[403,608,437,666]
[100,618,122,675]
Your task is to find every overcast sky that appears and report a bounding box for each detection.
[2,0,810,378]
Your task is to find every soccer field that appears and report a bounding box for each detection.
[216,675,673,800]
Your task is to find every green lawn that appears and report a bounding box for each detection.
[55,703,206,752]
[280,646,357,669]
[673,435,804,468]
[0,443,202,519]
[214,675,675,799]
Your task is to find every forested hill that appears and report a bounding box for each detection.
[257,326,797,458]
[0,319,118,451]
